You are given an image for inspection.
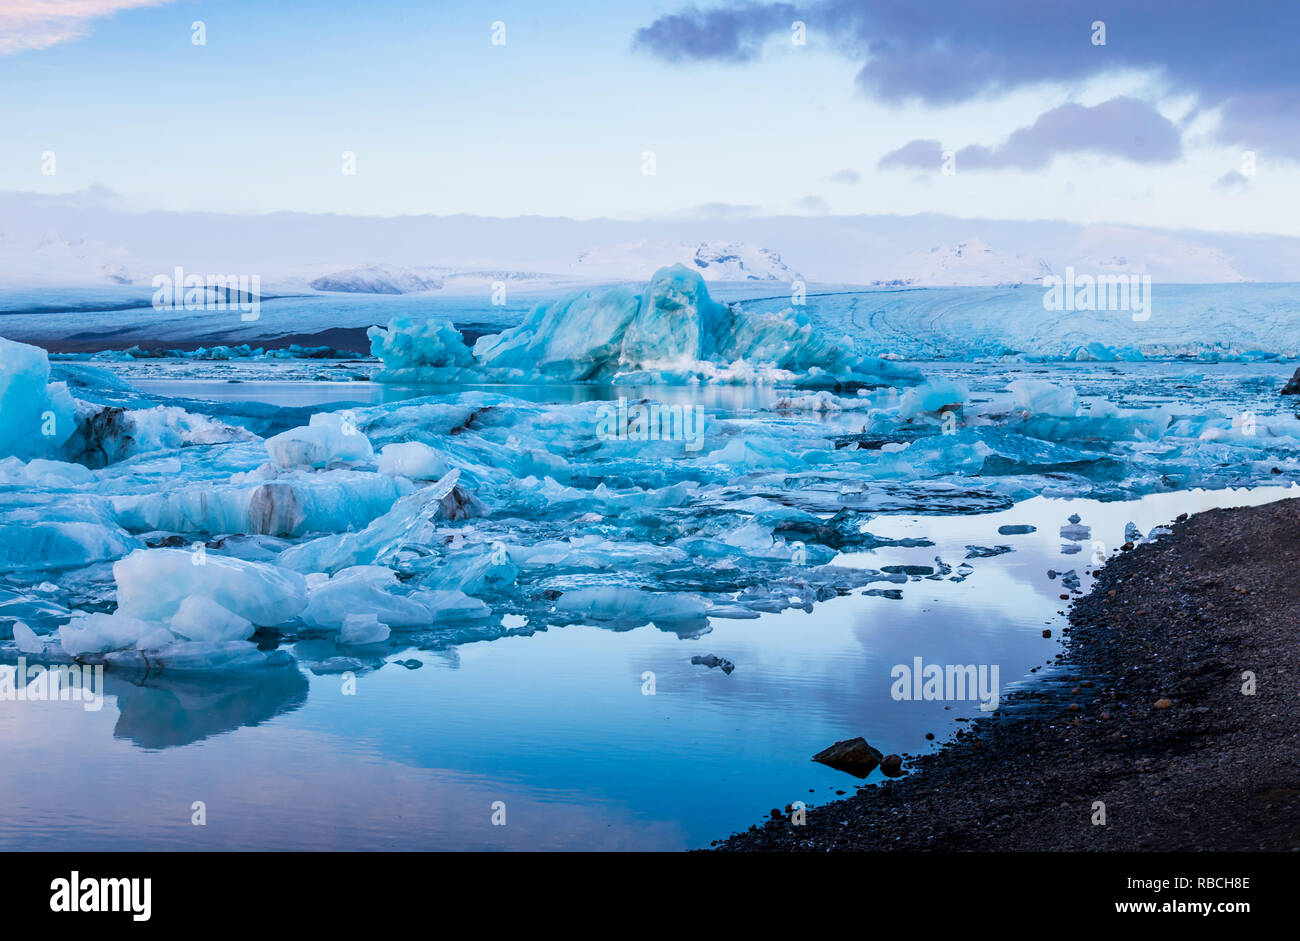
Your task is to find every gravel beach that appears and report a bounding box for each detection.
[715,498,1300,851]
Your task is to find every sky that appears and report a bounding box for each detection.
[1,0,1297,234]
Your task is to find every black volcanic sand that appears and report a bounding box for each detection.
[715,499,1300,851]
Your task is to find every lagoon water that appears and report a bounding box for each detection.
[4,281,1300,850]
[3,478,1289,850]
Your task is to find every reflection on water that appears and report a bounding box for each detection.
[107,665,309,750]
[2,487,1290,850]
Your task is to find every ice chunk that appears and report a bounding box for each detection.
[473,284,641,381]
[367,316,475,372]
[0,457,95,487]
[113,548,308,625]
[12,620,49,654]
[339,612,391,645]
[169,594,255,642]
[899,379,968,419]
[555,587,710,625]
[277,469,474,573]
[59,611,174,657]
[64,404,256,468]
[113,471,409,538]
[0,336,77,460]
[379,266,921,386]
[377,441,451,479]
[0,498,138,573]
[106,640,295,674]
[265,412,374,468]
[1008,379,1078,418]
[301,565,435,629]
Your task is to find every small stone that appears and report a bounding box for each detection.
[1042,629,1052,637]
[1155,698,1173,709]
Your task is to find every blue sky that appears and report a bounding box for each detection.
[1,0,1296,234]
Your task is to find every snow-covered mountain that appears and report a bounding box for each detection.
[881,239,1053,287]
[1072,226,1247,283]
[573,240,800,282]
[0,231,137,286]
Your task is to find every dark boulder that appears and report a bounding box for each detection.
[812,737,883,778]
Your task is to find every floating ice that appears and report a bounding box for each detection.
[377,441,451,480]
[339,612,391,646]
[899,379,968,419]
[113,548,308,625]
[59,611,173,657]
[265,413,374,468]
[1008,379,1078,418]
[0,498,138,573]
[0,337,77,460]
[302,566,440,630]
[372,266,922,387]
[169,595,255,642]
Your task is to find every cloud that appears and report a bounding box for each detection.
[631,3,797,63]
[689,201,762,218]
[794,195,830,213]
[0,0,175,56]
[878,139,944,172]
[827,169,861,184]
[634,1,1300,157]
[879,97,1182,172]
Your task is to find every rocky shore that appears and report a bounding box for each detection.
[715,499,1300,851]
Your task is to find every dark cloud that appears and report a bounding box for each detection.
[631,3,798,63]
[827,168,861,184]
[880,97,1181,172]
[634,1,1300,156]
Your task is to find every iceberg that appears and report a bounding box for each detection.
[339,612,391,645]
[377,441,452,480]
[59,611,174,657]
[113,548,308,625]
[370,266,921,387]
[0,498,138,573]
[0,337,77,460]
[169,594,255,642]
[265,413,374,469]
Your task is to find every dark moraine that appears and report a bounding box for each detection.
[714,499,1300,851]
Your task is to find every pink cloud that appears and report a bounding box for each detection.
[0,0,177,55]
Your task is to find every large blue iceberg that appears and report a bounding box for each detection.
[369,264,923,388]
